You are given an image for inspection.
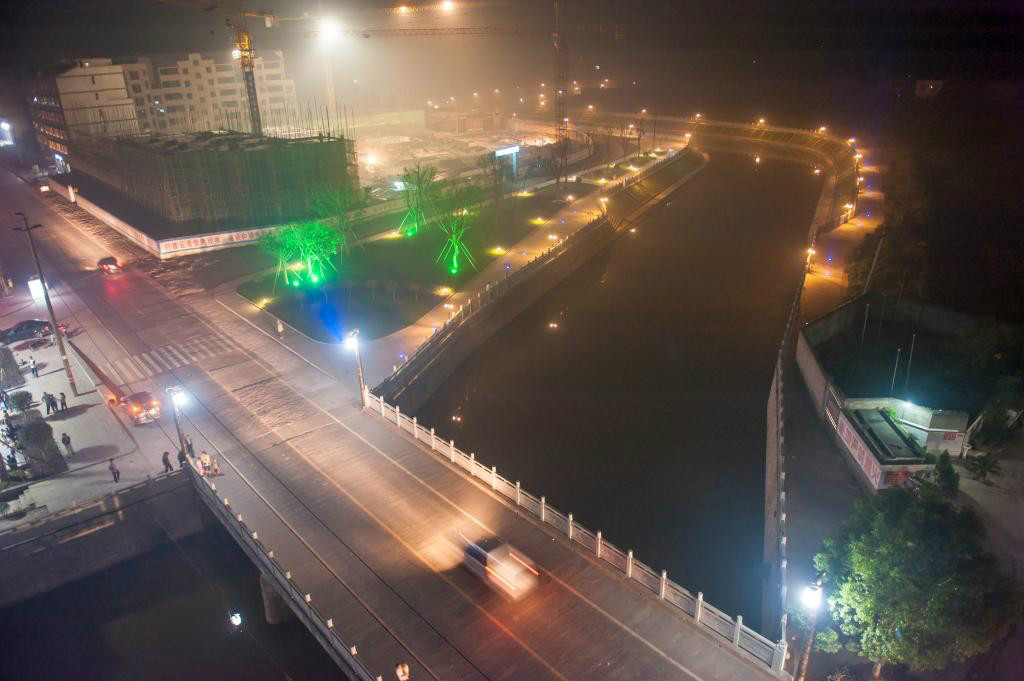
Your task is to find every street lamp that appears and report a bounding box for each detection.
[345,329,366,407]
[796,574,825,681]
[166,385,188,458]
[13,213,77,396]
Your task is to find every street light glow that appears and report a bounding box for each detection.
[318,17,340,40]
[801,584,823,612]
[440,0,456,11]
[344,331,359,351]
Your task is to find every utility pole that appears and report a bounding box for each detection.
[14,213,78,396]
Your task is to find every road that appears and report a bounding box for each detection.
[1,169,782,680]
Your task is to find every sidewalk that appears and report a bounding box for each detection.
[0,288,209,528]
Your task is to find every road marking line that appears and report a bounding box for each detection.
[138,352,164,374]
[153,347,179,368]
[164,345,190,364]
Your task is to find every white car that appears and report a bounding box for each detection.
[459,533,539,600]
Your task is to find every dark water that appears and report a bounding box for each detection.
[416,152,822,626]
[0,525,342,681]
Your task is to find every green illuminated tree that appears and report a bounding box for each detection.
[310,184,363,266]
[260,221,342,289]
[814,487,1021,680]
[398,163,439,237]
[435,185,478,277]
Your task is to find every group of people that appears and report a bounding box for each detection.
[165,434,220,478]
[40,391,67,415]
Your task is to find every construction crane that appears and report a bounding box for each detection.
[155,0,278,136]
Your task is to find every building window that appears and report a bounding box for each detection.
[159,67,179,75]
[219,89,237,96]
[215,64,232,72]
[131,84,141,93]
[182,67,189,74]
[266,73,282,81]
[164,92,184,100]
[90,76,96,84]
[206,66,212,73]
[217,77,235,84]
[129,71,140,80]
[163,80,181,88]
[186,93,193,99]
[193,59,199,66]
[185,80,191,87]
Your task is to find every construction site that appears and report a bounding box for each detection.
[68,131,357,230]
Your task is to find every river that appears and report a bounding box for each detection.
[415,150,822,624]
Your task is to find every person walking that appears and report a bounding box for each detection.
[59,392,67,411]
[49,394,58,414]
[185,434,194,458]
[61,432,73,456]
[108,458,120,483]
[42,392,53,415]
[0,389,8,410]
[29,356,38,378]
[395,662,411,681]
[199,450,211,476]
[177,449,187,469]
[211,458,220,477]
[161,451,173,474]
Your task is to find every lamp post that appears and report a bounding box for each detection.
[14,213,78,396]
[166,385,188,458]
[796,574,825,681]
[345,329,366,407]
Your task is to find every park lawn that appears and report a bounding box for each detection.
[238,182,593,342]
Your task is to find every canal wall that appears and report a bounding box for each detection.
[0,471,213,608]
[760,133,859,637]
[376,148,708,413]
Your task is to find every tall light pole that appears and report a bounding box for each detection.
[796,574,825,681]
[345,329,366,407]
[14,213,77,396]
[166,385,188,457]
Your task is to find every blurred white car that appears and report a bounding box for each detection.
[458,533,539,600]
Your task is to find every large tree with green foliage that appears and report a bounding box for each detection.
[398,163,439,237]
[814,487,1021,679]
[259,221,342,290]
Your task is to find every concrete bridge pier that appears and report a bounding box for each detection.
[259,572,294,624]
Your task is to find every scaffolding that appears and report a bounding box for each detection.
[69,130,358,229]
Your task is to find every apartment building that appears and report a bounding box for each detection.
[28,58,140,170]
[27,51,298,169]
[122,51,298,135]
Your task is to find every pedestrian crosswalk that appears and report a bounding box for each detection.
[102,334,238,383]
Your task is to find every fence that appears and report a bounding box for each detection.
[362,388,788,675]
[187,461,385,681]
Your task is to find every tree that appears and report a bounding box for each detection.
[477,152,509,206]
[398,163,439,237]
[9,391,32,413]
[814,487,1021,679]
[310,184,363,266]
[259,221,342,290]
[434,185,478,277]
[545,139,569,186]
[932,451,959,497]
[965,453,1002,481]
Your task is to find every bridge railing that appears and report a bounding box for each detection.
[186,462,385,681]
[367,391,788,676]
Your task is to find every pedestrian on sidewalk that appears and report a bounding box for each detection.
[185,434,194,458]
[61,432,73,456]
[29,356,38,378]
[43,392,54,415]
[0,389,8,410]
[161,451,173,473]
[395,662,411,681]
[59,392,67,411]
[200,450,211,476]
[177,449,187,469]
[211,458,220,477]
[108,458,120,483]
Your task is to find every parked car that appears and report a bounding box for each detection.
[98,257,122,274]
[120,391,161,425]
[0,319,51,345]
[458,533,539,600]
